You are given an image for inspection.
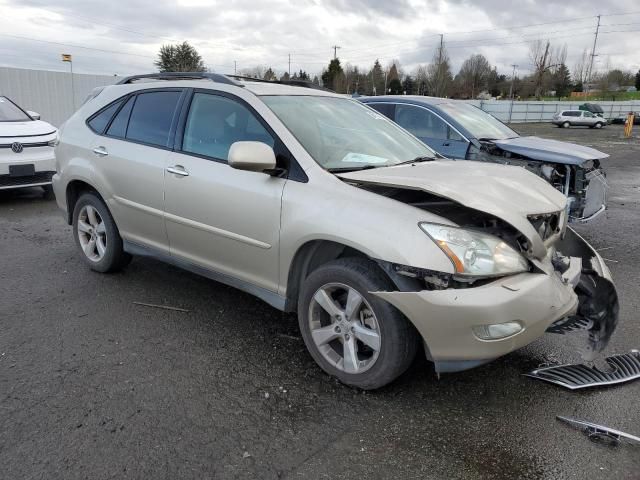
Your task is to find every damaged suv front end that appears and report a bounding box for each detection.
[337,161,618,373]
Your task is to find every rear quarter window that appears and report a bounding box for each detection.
[88,99,123,134]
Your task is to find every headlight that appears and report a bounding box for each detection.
[47,133,59,147]
[420,223,529,277]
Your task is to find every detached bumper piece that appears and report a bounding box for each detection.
[556,416,640,446]
[552,227,619,361]
[525,350,640,390]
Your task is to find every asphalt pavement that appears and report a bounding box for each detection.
[1,123,639,479]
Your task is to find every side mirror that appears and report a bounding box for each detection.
[27,111,40,120]
[228,141,276,173]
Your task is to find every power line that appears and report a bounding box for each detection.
[0,33,156,59]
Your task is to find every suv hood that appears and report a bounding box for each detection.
[337,160,567,259]
[0,120,56,138]
[492,136,608,165]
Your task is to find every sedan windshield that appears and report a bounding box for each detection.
[438,102,518,141]
[261,95,436,170]
[0,96,31,122]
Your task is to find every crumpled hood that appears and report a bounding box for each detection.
[492,136,609,165]
[0,120,56,139]
[337,160,568,259]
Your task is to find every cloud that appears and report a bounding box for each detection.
[0,0,638,78]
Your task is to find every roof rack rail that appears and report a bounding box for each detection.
[116,72,241,86]
[226,75,331,91]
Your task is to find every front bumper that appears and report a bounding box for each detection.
[373,227,618,372]
[0,146,56,190]
[374,271,579,367]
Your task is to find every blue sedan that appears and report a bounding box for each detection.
[359,96,609,222]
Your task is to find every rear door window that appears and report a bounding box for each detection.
[395,104,460,140]
[367,103,395,120]
[126,91,182,147]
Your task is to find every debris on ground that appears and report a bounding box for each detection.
[557,416,640,446]
[525,350,640,390]
[132,301,190,313]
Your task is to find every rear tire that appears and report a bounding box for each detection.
[72,192,131,273]
[298,257,418,390]
[562,121,570,128]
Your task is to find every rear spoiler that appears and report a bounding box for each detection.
[81,86,107,107]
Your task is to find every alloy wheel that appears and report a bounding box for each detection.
[77,205,107,262]
[308,282,381,374]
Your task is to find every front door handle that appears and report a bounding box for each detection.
[166,165,189,177]
[442,142,451,147]
[92,146,108,157]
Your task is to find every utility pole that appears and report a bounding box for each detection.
[586,14,601,96]
[234,60,237,75]
[509,64,518,99]
[331,45,341,59]
[508,64,518,123]
[288,53,291,77]
[434,34,444,96]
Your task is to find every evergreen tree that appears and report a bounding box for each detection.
[321,58,345,92]
[402,75,415,95]
[370,60,385,95]
[553,63,572,97]
[155,41,206,72]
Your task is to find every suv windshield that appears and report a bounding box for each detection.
[0,96,31,122]
[438,102,517,141]
[261,95,436,170]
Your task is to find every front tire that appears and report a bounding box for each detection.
[298,258,418,390]
[594,122,603,129]
[72,192,131,273]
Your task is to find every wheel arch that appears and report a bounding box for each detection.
[65,179,106,225]
[283,239,419,313]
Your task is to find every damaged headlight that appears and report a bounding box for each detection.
[420,223,529,277]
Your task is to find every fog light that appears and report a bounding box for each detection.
[473,321,523,340]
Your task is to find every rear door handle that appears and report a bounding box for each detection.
[166,165,189,177]
[92,146,108,157]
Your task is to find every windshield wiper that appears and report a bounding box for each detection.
[391,155,436,167]
[327,165,381,173]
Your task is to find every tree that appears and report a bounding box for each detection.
[370,60,385,95]
[552,63,572,97]
[572,48,590,87]
[529,39,552,99]
[413,65,428,95]
[321,58,345,92]
[263,68,277,81]
[155,41,206,72]
[457,54,491,98]
[402,75,415,95]
[427,41,453,97]
[636,69,640,90]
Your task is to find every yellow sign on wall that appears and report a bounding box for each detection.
[61,54,72,62]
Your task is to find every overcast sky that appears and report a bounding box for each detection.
[1,0,639,79]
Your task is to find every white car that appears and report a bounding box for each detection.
[551,110,606,129]
[0,96,57,194]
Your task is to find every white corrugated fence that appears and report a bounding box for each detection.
[2,66,639,126]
